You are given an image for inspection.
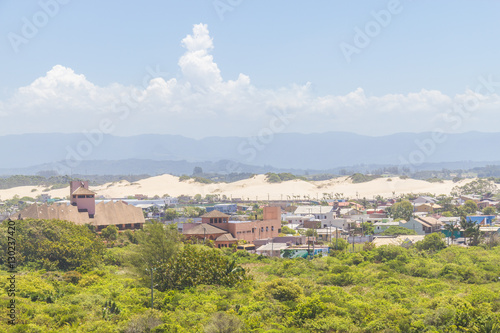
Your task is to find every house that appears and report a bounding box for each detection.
[189,206,282,244]
[373,222,401,234]
[373,235,425,247]
[412,196,437,205]
[182,223,238,248]
[256,242,289,257]
[467,215,495,225]
[403,216,443,235]
[206,204,237,214]
[438,216,460,225]
[294,205,335,218]
[284,215,312,224]
[12,181,145,231]
[477,200,499,209]
[414,203,442,214]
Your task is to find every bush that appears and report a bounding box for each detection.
[0,219,104,271]
[261,279,303,302]
[415,233,446,252]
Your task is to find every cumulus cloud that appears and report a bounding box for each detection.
[2,23,500,137]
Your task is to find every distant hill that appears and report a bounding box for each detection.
[1,131,500,175]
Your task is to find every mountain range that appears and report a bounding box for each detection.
[1,131,499,175]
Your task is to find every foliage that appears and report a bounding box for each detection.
[164,208,178,221]
[329,238,349,251]
[452,179,498,196]
[380,226,418,236]
[483,206,497,215]
[463,200,479,214]
[154,245,247,291]
[204,312,243,333]
[131,221,179,276]
[280,226,296,235]
[349,173,380,183]
[388,200,414,221]
[100,225,118,241]
[0,218,104,271]
[415,233,447,252]
[265,172,307,183]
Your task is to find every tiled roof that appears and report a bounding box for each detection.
[183,223,227,235]
[201,210,230,218]
[72,187,96,195]
[215,233,238,242]
[12,201,145,227]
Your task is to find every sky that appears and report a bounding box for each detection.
[1,0,500,138]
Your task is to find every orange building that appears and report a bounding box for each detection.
[13,181,145,231]
[198,206,282,243]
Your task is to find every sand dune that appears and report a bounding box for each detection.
[0,174,476,201]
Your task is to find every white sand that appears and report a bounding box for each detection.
[0,175,476,201]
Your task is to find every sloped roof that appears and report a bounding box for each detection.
[416,216,443,227]
[72,187,96,195]
[12,201,145,227]
[183,223,227,235]
[294,206,334,215]
[201,210,230,218]
[215,233,238,242]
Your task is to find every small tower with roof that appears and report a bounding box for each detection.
[70,181,96,218]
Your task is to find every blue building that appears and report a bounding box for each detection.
[206,204,237,214]
[467,215,495,225]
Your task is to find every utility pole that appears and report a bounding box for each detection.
[150,268,154,309]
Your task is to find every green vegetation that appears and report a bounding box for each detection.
[451,179,498,197]
[348,173,380,183]
[387,200,414,221]
[380,226,418,236]
[1,219,500,332]
[178,175,214,184]
[0,219,104,271]
[265,173,307,183]
[0,174,150,190]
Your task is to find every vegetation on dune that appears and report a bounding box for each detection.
[0,174,150,190]
[348,173,380,184]
[1,219,500,332]
[265,173,307,183]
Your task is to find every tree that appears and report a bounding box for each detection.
[360,222,375,235]
[0,218,104,271]
[459,215,477,246]
[132,221,179,276]
[164,208,178,221]
[192,166,203,175]
[415,233,446,252]
[101,225,118,241]
[380,226,418,236]
[482,206,496,215]
[280,225,296,235]
[389,200,414,221]
[463,200,479,214]
[443,222,460,245]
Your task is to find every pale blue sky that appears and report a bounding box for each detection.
[1,0,500,137]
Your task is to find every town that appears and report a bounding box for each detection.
[3,176,499,257]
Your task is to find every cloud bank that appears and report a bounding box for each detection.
[2,23,500,138]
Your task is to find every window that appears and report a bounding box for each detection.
[210,218,214,223]
[252,229,255,233]
[261,227,264,232]
[278,228,281,233]
[73,195,76,198]
[266,227,268,232]
[78,195,85,198]
[271,226,274,231]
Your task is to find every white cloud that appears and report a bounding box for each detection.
[2,23,500,137]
